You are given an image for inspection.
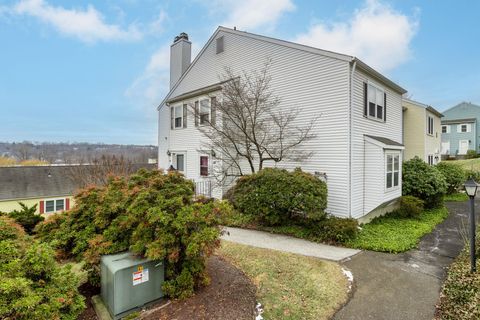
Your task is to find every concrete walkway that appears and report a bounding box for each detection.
[221,226,360,261]
[334,200,478,320]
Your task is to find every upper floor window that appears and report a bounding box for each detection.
[442,125,450,133]
[386,152,400,190]
[457,123,471,133]
[199,99,210,125]
[171,105,187,129]
[427,116,434,135]
[364,82,386,121]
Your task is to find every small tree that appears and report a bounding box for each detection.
[436,162,465,194]
[197,60,317,184]
[3,202,44,234]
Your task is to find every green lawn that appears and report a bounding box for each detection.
[444,192,469,202]
[446,158,480,171]
[218,241,349,320]
[345,207,449,253]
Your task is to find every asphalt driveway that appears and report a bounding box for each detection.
[334,199,478,320]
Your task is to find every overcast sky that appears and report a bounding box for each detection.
[1,0,479,144]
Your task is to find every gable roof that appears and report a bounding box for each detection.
[402,98,443,118]
[0,164,156,201]
[442,101,480,115]
[158,26,407,110]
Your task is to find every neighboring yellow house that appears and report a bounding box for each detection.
[0,166,78,216]
[403,98,443,164]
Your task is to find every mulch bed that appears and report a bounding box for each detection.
[78,255,257,320]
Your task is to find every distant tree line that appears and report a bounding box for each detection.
[0,141,157,165]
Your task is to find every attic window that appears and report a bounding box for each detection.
[216,36,224,54]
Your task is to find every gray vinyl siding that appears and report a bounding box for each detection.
[161,29,351,217]
[350,69,403,218]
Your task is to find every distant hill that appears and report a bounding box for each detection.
[0,141,158,164]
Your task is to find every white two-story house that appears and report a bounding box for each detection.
[157,27,407,221]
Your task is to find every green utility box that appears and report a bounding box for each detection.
[100,251,164,320]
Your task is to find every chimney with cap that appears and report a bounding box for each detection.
[170,32,191,89]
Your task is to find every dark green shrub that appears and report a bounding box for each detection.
[395,196,424,218]
[315,216,358,243]
[35,169,232,299]
[0,217,85,319]
[3,202,44,234]
[403,157,447,208]
[229,168,327,226]
[436,162,466,194]
[465,149,478,159]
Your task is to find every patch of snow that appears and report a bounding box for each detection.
[255,302,264,320]
[409,263,419,268]
[342,267,354,291]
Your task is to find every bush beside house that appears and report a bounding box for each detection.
[35,169,232,299]
[0,216,85,319]
[1,202,44,234]
[226,168,358,244]
[436,162,466,194]
[403,157,447,208]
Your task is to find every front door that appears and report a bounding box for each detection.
[441,142,450,155]
[459,140,469,155]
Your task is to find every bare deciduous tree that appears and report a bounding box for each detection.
[66,155,135,188]
[196,60,317,184]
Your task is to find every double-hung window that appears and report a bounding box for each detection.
[45,198,65,213]
[200,155,209,176]
[427,116,434,135]
[442,125,447,133]
[386,153,400,189]
[461,124,468,133]
[367,84,385,121]
[199,99,210,125]
[174,106,183,128]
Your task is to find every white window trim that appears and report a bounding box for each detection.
[385,151,401,192]
[427,116,434,136]
[199,154,210,177]
[198,98,211,126]
[367,82,385,122]
[44,197,66,213]
[171,151,186,173]
[173,105,184,129]
[442,125,450,134]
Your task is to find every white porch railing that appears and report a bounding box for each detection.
[193,180,212,198]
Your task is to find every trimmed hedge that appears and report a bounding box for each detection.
[403,157,447,208]
[35,169,232,299]
[228,168,327,226]
[436,162,466,194]
[0,216,85,319]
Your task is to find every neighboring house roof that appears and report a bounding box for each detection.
[158,26,407,110]
[365,135,404,149]
[0,164,156,202]
[441,118,477,125]
[441,101,480,115]
[402,98,443,118]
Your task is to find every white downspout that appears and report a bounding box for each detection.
[349,59,357,219]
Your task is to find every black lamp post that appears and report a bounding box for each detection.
[464,178,479,273]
